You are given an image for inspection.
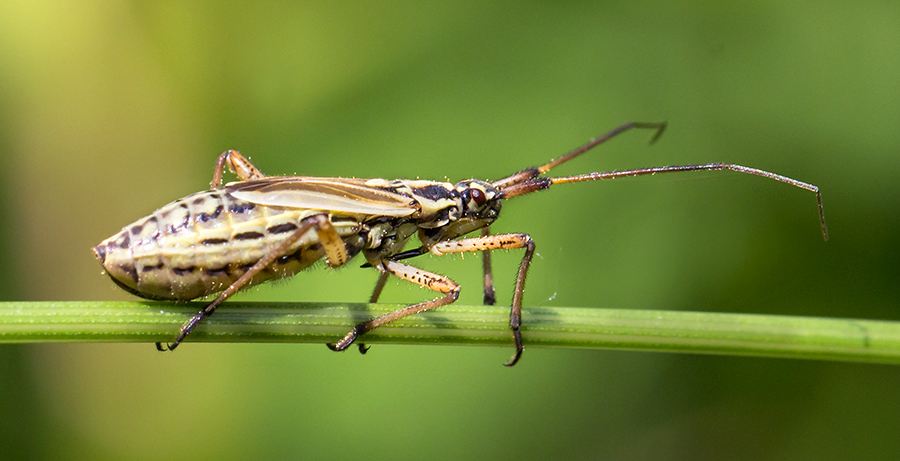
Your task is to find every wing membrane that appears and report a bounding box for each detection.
[227,177,418,217]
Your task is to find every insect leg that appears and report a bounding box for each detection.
[157,213,346,351]
[369,272,390,303]
[430,233,535,366]
[211,149,267,188]
[481,227,497,305]
[354,271,394,356]
[327,260,461,353]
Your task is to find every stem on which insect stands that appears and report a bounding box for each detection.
[3,302,900,366]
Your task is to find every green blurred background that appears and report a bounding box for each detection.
[1,2,898,459]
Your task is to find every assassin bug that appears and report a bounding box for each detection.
[93,122,828,365]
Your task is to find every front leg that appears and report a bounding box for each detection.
[430,233,535,366]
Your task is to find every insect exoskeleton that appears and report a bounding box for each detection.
[95,122,827,366]
[92,188,365,301]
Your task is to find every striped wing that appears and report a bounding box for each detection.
[226,177,418,217]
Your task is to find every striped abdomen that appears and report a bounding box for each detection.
[93,189,364,300]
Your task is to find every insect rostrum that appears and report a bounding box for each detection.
[93,122,827,366]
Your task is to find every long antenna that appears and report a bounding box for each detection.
[495,123,828,240]
[538,122,667,174]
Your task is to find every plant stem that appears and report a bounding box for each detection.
[1,301,898,364]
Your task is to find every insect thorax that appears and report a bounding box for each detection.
[411,179,502,247]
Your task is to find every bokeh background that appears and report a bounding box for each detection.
[1,2,898,459]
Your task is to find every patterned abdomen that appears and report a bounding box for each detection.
[93,189,363,300]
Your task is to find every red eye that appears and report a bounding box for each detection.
[471,188,486,205]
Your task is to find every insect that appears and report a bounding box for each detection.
[93,122,828,366]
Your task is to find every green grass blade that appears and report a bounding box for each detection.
[1,301,898,364]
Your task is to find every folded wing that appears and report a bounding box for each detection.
[227,177,419,217]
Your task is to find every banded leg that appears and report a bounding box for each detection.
[157,213,348,351]
[367,228,497,305]
[430,233,535,366]
[328,259,460,352]
[211,149,267,188]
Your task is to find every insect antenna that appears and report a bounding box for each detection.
[494,122,828,240]
[490,122,667,192]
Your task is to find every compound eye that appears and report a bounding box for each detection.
[471,188,486,206]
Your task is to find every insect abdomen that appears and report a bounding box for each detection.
[93,189,362,300]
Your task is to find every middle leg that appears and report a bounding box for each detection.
[328,259,460,352]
